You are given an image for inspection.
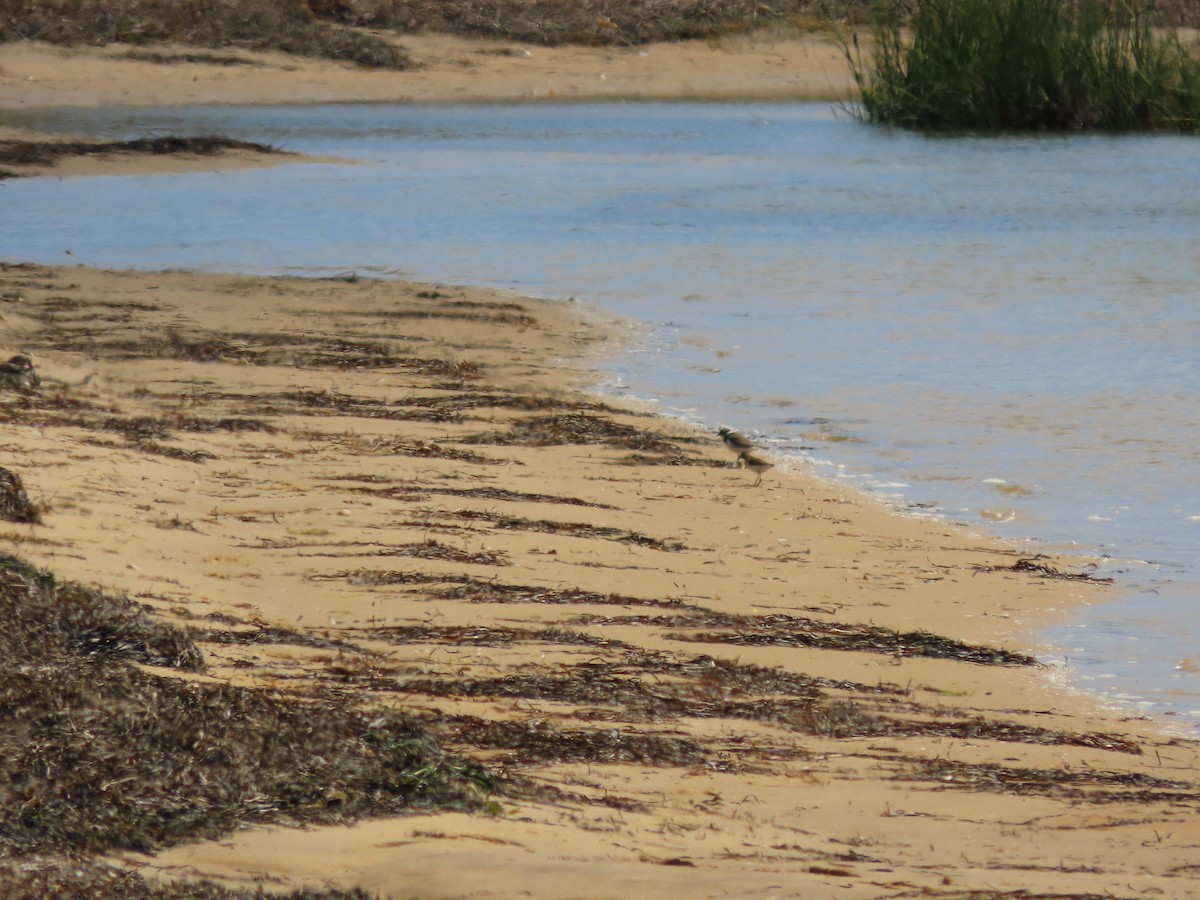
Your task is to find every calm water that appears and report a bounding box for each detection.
[4,102,1199,730]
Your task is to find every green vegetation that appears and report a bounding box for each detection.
[845,0,1200,131]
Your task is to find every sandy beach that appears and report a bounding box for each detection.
[3,30,1200,900]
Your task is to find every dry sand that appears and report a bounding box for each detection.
[0,31,857,109]
[2,30,1199,900]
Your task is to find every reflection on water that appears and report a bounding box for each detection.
[4,101,1200,730]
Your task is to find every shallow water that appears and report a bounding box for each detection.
[4,101,1199,730]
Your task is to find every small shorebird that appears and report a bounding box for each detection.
[717,426,755,455]
[738,450,774,487]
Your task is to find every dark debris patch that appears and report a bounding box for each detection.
[0,555,203,672]
[119,48,264,66]
[0,854,375,899]
[977,555,1116,585]
[410,292,524,309]
[303,539,511,567]
[462,412,690,452]
[590,607,1036,667]
[571,609,1035,667]
[298,340,480,379]
[314,568,459,587]
[389,440,511,465]
[631,648,899,698]
[0,555,491,856]
[807,700,1143,755]
[500,776,650,815]
[103,415,174,441]
[191,621,364,654]
[396,642,908,735]
[894,757,1193,802]
[35,295,158,315]
[0,136,286,170]
[98,415,242,459]
[359,620,892,699]
[425,485,618,509]
[348,307,537,327]
[42,330,267,364]
[398,667,829,727]
[78,435,217,464]
[442,715,707,768]
[917,718,1143,755]
[175,416,277,434]
[318,569,684,607]
[398,668,908,750]
[782,699,1137,754]
[616,451,728,468]
[672,625,1036,667]
[315,436,512,465]
[428,576,689,608]
[396,390,622,416]
[397,657,1141,755]
[0,467,41,524]
[131,439,218,464]
[444,508,685,551]
[361,623,629,650]
[0,354,40,390]
[342,484,434,503]
[0,389,108,430]
[900,891,1142,900]
[258,389,462,423]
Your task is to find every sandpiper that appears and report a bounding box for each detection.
[717,426,755,455]
[738,450,774,487]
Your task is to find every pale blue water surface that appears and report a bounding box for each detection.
[3,102,1199,729]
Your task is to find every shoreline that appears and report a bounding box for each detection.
[2,262,1198,897]
[4,34,1200,899]
[0,31,858,179]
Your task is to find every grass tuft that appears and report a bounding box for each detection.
[845,0,1200,131]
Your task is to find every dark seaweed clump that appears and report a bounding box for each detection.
[0,137,287,173]
[0,853,374,899]
[0,555,490,857]
[0,467,41,524]
[463,412,687,453]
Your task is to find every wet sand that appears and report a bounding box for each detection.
[2,31,1200,900]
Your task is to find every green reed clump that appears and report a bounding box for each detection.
[846,0,1200,131]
